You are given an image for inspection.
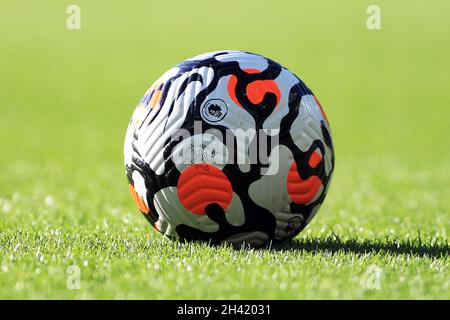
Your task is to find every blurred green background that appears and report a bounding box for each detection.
[0,0,448,299]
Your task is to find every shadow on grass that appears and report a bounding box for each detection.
[272,236,449,258]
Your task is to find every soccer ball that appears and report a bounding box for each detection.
[124,50,334,247]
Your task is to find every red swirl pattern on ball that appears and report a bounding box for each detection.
[227,68,281,108]
[177,164,233,215]
[287,161,322,205]
[308,150,323,169]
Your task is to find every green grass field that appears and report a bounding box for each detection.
[0,0,449,299]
